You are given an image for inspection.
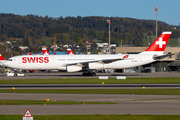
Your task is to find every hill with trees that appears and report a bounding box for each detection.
[0,13,180,58]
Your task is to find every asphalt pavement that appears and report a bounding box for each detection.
[0,72,180,115]
[1,72,180,80]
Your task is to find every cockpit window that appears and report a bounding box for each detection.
[8,59,13,61]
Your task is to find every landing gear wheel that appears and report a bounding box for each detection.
[24,73,27,77]
[14,73,17,77]
[82,73,86,76]
[82,72,96,76]
[92,73,96,76]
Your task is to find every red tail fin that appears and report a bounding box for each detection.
[42,48,50,55]
[67,49,75,55]
[28,53,32,55]
[0,54,6,60]
[145,32,172,52]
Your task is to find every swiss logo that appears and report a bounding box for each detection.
[22,57,49,63]
[123,55,129,58]
[156,38,166,48]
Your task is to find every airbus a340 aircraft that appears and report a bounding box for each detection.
[3,32,172,76]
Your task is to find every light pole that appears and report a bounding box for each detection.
[85,41,89,54]
[154,7,158,38]
[106,19,111,54]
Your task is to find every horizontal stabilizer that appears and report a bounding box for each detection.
[153,54,174,60]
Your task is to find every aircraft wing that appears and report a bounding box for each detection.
[153,54,174,60]
[64,58,124,67]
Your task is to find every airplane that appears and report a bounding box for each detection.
[42,48,74,55]
[3,32,172,76]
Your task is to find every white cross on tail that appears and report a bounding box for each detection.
[156,38,166,48]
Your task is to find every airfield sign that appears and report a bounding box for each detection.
[23,109,33,120]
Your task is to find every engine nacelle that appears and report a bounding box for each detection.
[89,62,104,69]
[66,65,82,72]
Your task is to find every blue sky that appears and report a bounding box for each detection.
[0,0,179,25]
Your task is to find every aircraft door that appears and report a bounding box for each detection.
[137,56,142,62]
[132,56,141,62]
[49,56,55,64]
[17,58,22,64]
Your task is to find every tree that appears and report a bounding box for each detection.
[11,50,20,56]
[90,41,98,54]
[62,34,69,44]
[0,13,178,49]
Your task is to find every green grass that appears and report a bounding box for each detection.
[1,89,180,95]
[1,77,180,84]
[0,100,116,105]
[1,115,180,120]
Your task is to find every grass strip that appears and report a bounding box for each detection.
[0,100,116,105]
[1,115,180,120]
[1,89,180,95]
[1,77,180,84]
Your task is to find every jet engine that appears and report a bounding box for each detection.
[66,65,82,72]
[88,62,104,69]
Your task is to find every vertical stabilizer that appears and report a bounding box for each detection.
[42,48,50,55]
[0,54,6,60]
[141,31,172,54]
[67,49,75,55]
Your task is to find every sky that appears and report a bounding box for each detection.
[0,0,179,25]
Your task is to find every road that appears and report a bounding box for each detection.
[0,93,180,101]
[0,72,180,115]
[0,72,180,80]
[0,93,180,115]
[1,101,180,115]
[1,84,180,89]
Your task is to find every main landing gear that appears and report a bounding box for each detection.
[82,71,96,76]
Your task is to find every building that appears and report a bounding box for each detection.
[97,43,116,53]
[19,46,29,51]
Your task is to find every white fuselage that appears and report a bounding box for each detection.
[3,53,156,71]
[0,60,7,66]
